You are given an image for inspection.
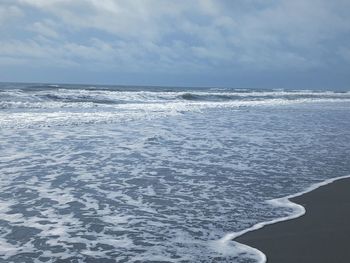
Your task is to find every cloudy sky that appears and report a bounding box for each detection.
[0,0,349,89]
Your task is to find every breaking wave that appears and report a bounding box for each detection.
[1,83,349,110]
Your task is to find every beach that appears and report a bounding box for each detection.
[236,177,350,263]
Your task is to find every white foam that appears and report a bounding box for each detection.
[1,92,349,262]
[2,96,349,129]
[217,174,350,263]
[2,85,350,130]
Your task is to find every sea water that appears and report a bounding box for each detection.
[0,83,349,262]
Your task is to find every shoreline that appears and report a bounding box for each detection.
[218,175,350,262]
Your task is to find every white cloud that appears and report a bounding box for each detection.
[18,0,194,40]
[1,0,349,75]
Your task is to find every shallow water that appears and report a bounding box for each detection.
[0,83,349,262]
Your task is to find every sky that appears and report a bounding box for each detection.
[0,0,349,89]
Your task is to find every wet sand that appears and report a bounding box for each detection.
[236,177,350,263]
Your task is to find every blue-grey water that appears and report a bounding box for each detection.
[0,83,349,262]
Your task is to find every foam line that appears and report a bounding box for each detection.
[217,174,350,263]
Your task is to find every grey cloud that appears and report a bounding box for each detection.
[30,20,60,39]
[0,3,23,26]
[0,0,349,87]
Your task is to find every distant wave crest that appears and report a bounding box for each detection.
[180,93,240,102]
[1,84,350,128]
[42,94,121,105]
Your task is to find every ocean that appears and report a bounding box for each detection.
[0,83,349,262]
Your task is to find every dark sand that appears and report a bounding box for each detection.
[236,177,350,263]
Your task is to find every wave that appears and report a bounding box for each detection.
[42,94,121,105]
[1,84,349,112]
[215,174,350,263]
[180,93,241,102]
[179,91,350,102]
